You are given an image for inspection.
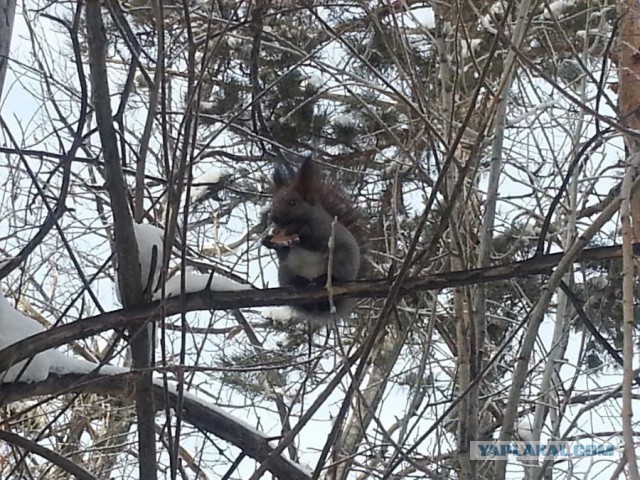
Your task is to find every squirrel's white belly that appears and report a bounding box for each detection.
[283,247,327,280]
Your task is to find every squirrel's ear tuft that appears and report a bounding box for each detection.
[296,158,320,203]
[273,162,295,190]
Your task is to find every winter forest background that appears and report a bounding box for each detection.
[0,0,639,479]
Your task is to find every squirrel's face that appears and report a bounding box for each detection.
[271,187,313,228]
[270,158,320,233]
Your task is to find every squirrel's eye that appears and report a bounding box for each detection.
[287,199,296,206]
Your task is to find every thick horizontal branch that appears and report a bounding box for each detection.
[0,243,632,378]
[1,373,311,480]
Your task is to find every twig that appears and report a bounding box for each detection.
[559,281,640,386]
[0,118,73,280]
[494,179,626,480]
[326,217,337,315]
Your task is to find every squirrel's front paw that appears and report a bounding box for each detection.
[262,234,276,248]
[263,229,300,249]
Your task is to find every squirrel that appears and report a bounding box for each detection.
[262,158,363,323]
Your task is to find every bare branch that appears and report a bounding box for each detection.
[0,429,97,480]
[0,0,16,99]
[0,243,635,380]
[1,373,312,480]
[84,2,154,478]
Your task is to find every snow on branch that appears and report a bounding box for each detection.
[134,222,164,296]
[1,371,312,480]
[0,287,309,478]
[0,291,53,383]
[153,268,251,300]
[0,243,632,384]
[184,169,231,205]
[0,290,128,383]
[115,222,165,303]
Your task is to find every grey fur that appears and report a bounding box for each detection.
[264,159,361,323]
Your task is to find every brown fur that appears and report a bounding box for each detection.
[265,158,365,321]
[271,160,366,247]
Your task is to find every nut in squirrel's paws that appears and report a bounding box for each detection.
[263,229,300,249]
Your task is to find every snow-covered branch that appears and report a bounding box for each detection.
[0,243,632,385]
[1,371,312,480]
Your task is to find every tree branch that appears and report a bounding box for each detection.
[1,373,311,480]
[0,244,634,410]
[84,2,155,478]
[0,0,16,100]
[0,429,97,480]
